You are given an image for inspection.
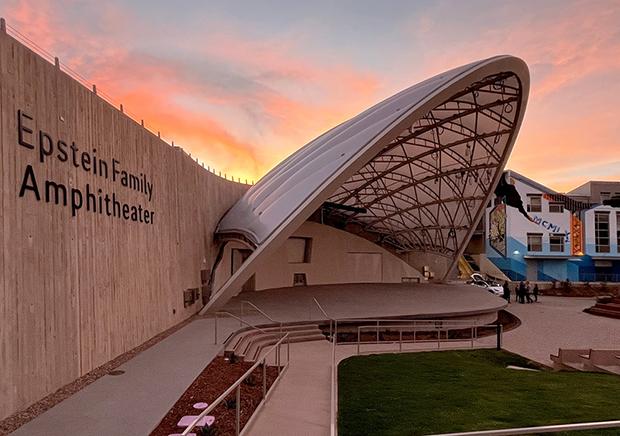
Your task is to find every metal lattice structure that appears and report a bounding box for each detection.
[325,72,522,256]
[204,56,529,311]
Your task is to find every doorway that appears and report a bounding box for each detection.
[231,248,256,292]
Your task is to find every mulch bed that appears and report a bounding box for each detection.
[330,310,520,344]
[150,357,280,436]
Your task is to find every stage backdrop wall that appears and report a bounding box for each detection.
[0,31,247,419]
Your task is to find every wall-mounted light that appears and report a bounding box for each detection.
[513,250,520,255]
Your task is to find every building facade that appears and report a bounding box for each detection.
[484,171,620,282]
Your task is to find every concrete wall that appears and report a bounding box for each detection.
[0,32,247,419]
[214,221,423,291]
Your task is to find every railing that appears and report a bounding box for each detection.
[213,311,268,344]
[331,320,338,436]
[427,419,620,435]
[352,320,500,355]
[357,321,479,355]
[580,273,620,283]
[329,318,503,436]
[0,17,253,185]
[181,333,291,436]
[312,297,334,339]
[241,300,282,333]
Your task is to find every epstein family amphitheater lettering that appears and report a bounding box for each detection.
[16,110,156,224]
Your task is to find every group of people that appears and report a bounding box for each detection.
[502,280,539,304]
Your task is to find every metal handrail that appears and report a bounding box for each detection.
[181,332,291,436]
[312,297,330,319]
[308,297,337,436]
[214,311,268,344]
[426,420,620,435]
[241,301,282,333]
[355,322,484,354]
[329,318,499,436]
[335,317,479,324]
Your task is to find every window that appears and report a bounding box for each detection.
[595,212,610,253]
[527,194,542,212]
[549,234,565,252]
[600,192,611,202]
[549,202,564,213]
[286,237,312,263]
[527,233,543,252]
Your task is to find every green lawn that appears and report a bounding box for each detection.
[338,350,620,436]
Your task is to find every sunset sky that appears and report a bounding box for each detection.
[2,0,619,191]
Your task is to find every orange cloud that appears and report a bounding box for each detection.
[3,1,381,180]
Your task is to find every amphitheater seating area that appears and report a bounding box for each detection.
[223,323,326,362]
[550,348,620,375]
[584,296,620,319]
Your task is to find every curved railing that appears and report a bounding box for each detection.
[213,311,268,344]
[241,300,283,333]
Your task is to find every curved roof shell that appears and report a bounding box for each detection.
[204,55,529,311]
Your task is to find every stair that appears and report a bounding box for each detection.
[464,254,480,272]
[584,298,620,320]
[223,323,327,362]
[550,348,620,374]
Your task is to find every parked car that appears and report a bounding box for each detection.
[469,273,504,296]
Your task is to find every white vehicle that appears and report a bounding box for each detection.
[469,273,504,296]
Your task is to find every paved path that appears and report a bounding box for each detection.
[10,317,241,436]
[497,297,620,365]
[247,341,333,436]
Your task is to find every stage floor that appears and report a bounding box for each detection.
[219,282,507,322]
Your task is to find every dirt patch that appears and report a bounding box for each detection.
[150,357,280,436]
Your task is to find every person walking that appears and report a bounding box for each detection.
[503,280,511,303]
[532,284,539,302]
[518,281,525,303]
[525,281,534,303]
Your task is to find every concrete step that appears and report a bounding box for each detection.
[234,329,324,357]
[593,302,620,311]
[224,323,321,347]
[592,364,620,375]
[586,307,620,319]
[225,324,324,356]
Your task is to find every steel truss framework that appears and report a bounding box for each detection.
[325,72,523,256]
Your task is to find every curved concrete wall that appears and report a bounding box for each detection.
[213,221,423,292]
[0,32,247,419]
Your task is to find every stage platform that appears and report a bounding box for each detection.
[219,282,507,323]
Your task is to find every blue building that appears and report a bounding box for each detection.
[482,171,620,282]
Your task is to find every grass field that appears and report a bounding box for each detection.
[338,350,620,436]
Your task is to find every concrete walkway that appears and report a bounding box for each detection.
[10,317,241,436]
[247,341,333,436]
[495,297,620,365]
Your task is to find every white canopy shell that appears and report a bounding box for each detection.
[204,55,529,311]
